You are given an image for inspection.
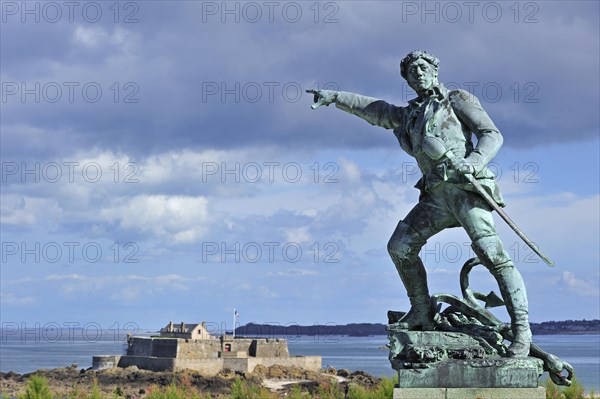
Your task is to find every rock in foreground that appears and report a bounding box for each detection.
[0,364,382,398]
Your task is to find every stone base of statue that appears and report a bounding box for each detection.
[389,330,546,399]
[387,259,574,397]
[392,387,546,399]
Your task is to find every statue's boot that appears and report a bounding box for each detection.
[500,273,532,357]
[472,236,532,357]
[391,255,435,330]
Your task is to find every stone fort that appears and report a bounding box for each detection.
[93,321,322,375]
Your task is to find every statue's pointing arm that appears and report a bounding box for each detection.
[307,89,404,130]
[335,92,404,129]
[450,90,503,173]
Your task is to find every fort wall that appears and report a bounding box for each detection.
[118,356,177,372]
[177,340,221,359]
[251,339,289,357]
[173,356,322,374]
[174,358,225,375]
[126,337,178,358]
[98,322,322,375]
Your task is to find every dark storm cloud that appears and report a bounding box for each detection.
[1,1,598,162]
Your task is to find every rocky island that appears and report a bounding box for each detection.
[93,321,321,374]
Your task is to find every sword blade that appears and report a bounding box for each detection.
[464,173,555,267]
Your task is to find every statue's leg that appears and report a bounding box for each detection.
[388,221,433,330]
[471,235,532,357]
[388,195,455,330]
[452,188,532,357]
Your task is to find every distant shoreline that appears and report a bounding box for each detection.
[234,320,600,337]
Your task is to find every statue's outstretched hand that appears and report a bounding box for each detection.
[305,89,338,109]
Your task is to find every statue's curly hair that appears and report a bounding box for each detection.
[400,50,440,80]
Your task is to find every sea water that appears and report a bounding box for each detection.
[1,330,598,393]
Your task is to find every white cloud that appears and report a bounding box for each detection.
[109,287,143,302]
[339,158,361,183]
[140,149,227,185]
[101,195,210,243]
[0,292,37,305]
[301,208,318,218]
[563,271,600,297]
[0,194,63,226]
[258,286,279,299]
[73,26,110,47]
[497,192,599,264]
[46,274,85,281]
[73,26,139,51]
[284,226,311,244]
[268,269,319,277]
[19,273,203,302]
[428,268,455,275]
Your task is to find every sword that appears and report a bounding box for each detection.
[422,136,555,267]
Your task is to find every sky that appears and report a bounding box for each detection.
[1,1,599,337]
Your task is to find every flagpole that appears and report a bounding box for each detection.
[232,307,236,339]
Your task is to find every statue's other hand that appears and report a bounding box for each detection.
[453,158,476,176]
[305,89,338,109]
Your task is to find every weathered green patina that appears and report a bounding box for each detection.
[307,50,573,388]
[308,50,531,357]
[387,258,573,387]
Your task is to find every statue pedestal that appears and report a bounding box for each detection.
[396,357,544,388]
[389,331,545,398]
[393,387,546,399]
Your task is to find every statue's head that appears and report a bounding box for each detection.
[400,50,440,94]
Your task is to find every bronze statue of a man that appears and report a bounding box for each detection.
[308,50,532,357]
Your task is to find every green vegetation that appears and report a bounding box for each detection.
[230,377,276,399]
[17,376,125,399]
[544,377,597,399]
[347,376,397,399]
[145,383,210,399]
[11,373,598,399]
[18,375,54,399]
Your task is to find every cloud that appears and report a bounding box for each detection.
[258,286,279,299]
[1,273,203,304]
[428,268,455,275]
[495,192,600,265]
[1,195,63,226]
[0,292,37,306]
[284,227,311,244]
[2,273,204,306]
[1,2,598,326]
[1,1,597,162]
[562,271,600,297]
[2,146,597,273]
[339,158,361,183]
[73,25,110,47]
[46,274,85,281]
[100,195,210,243]
[267,269,319,277]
